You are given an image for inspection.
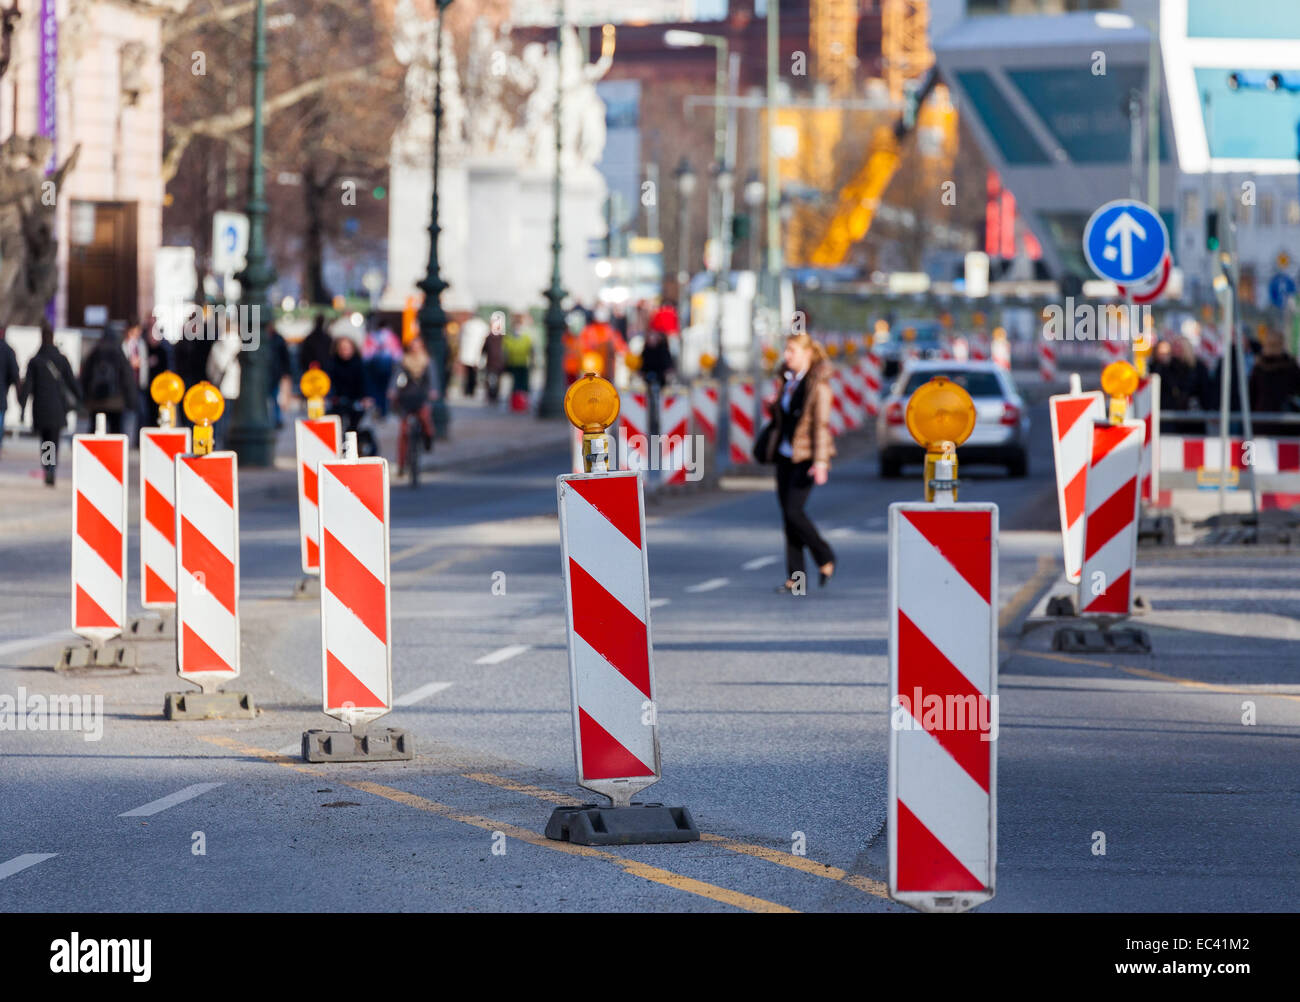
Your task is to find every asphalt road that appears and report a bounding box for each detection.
[1,405,1296,912]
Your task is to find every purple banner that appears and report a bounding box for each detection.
[38,0,57,173]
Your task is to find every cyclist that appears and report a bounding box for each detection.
[390,337,437,474]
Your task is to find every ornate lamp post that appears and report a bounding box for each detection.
[229,0,276,467]
[673,156,697,320]
[417,0,454,437]
[537,0,569,419]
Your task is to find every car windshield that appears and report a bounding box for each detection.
[903,370,1004,398]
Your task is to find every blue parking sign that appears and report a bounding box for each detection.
[1083,199,1168,285]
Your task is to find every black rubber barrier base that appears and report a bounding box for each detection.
[302,727,413,762]
[1052,626,1151,654]
[126,616,173,640]
[56,643,138,671]
[545,803,701,845]
[163,691,257,720]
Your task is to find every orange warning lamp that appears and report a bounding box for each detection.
[699,352,716,374]
[1133,327,1155,377]
[940,312,953,329]
[762,345,779,369]
[300,368,331,419]
[906,377,976,502]
[1101,360,1139,425]
[151,372,185,429]
[580,349,606,376]
[845,338,859,356]
[626,353,643,372]
[564,374,620,436]
[183,381,225,457]
[564,374,620,474]
[972,312,986,327]
[826,342,841,359]
[902,328,917,343]
[992,326,1008,341]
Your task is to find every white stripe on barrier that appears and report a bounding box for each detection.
[562,489,646,616]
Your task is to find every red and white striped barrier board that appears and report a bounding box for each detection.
[1077,421,1144,616]
[572,426,584,474]
[1048,390,1105,583]
[659,387,690,486]
[1131,374,1161,504]
[951,336,969,363]
[828,370,847,435]
[888,503,997,912]
[1197,328,1221,366]
[840,365,867,430]
[691,381,719,444]
[1039,342,1057,383]
[728,377,758,465]
[1160,435,1300,474]
[1099,338,1125,361]
[318,455,392,724]
[140,427,191,608]
[857,352,882,416]
[618,389,649,473]
[556,471,660,803]
[295,416,341,575]
[991,338,1011,371]
[175,452,241,687]
[71,431,128,642]
[969,335,989,361]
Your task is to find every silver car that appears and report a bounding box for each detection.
[875,360,1031,478]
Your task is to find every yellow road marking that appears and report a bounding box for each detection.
[1020,650,1300,704]
[201,737,794,914]
[465,770,891,900]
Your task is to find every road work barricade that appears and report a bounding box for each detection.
[658,386,690,486]
[164,382,255,720]
[294,371,341,597]
[1048,375,1105,585]
[888,376,997,913]
[61,414,132,669]
[545,374,698,846]
[303,433,409,762]
[727,376,758,466]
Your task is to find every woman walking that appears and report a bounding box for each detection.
[763,332,836,592]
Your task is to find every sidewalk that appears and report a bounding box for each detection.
[0,397,573,536]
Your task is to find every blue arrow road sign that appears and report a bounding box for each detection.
[1083,199,1168,285]
[1269,272,1297,309]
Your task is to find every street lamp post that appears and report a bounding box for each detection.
[673,156,697,321]
[537,0,568,419]
[417,0,454,437]
[229,0,275,467]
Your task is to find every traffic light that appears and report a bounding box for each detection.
[1206,210,1220,251]
[732,213,751,243]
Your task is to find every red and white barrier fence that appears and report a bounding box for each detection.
[1039,342,1057,383]
[1078,421,1144,616]
[1049,388,1105,583]
[318,452,393,724]
[175,451,241,687]
[1131,375,1161,504]
[556,471,660,802]
[659,387,690,486]
[858,352,883,417]
[728,377,758,465]
[140,427,191,608]
[71,425,128,642]
[691,381,719,445]
[618,388,649,473]
[889,502,997,912]
[295,416,341,575]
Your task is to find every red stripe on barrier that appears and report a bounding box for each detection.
[1081,569,1131,614]
[77,492,123,576]
[325,463,384,523]
[897,609,991,793]
[896,799,984,892]
[181,623,234,673]
[731,406,754,436]
[1083,478,1137,561]
[1232,439,1247,469]
[1278,442,1300,471]
[322,529,387,644]
[1053,396,1095,439]
[569,476,641,548]
[302,462,319,506]
[306,537,319,570]
[144,481,174,542]
[81,438,124,483]
[1090,423,1132,466]
[144,566,176,606]
[306,420,338,451]
[578,707,654,779]
[568,558,650,698]
[1064,466,1088,526]
[184,455,234,508]
[180,516,237,615]
[75,585,115,629]
[325,649,387,709]
[1184,439,1204,470]
[900,511,992,604]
